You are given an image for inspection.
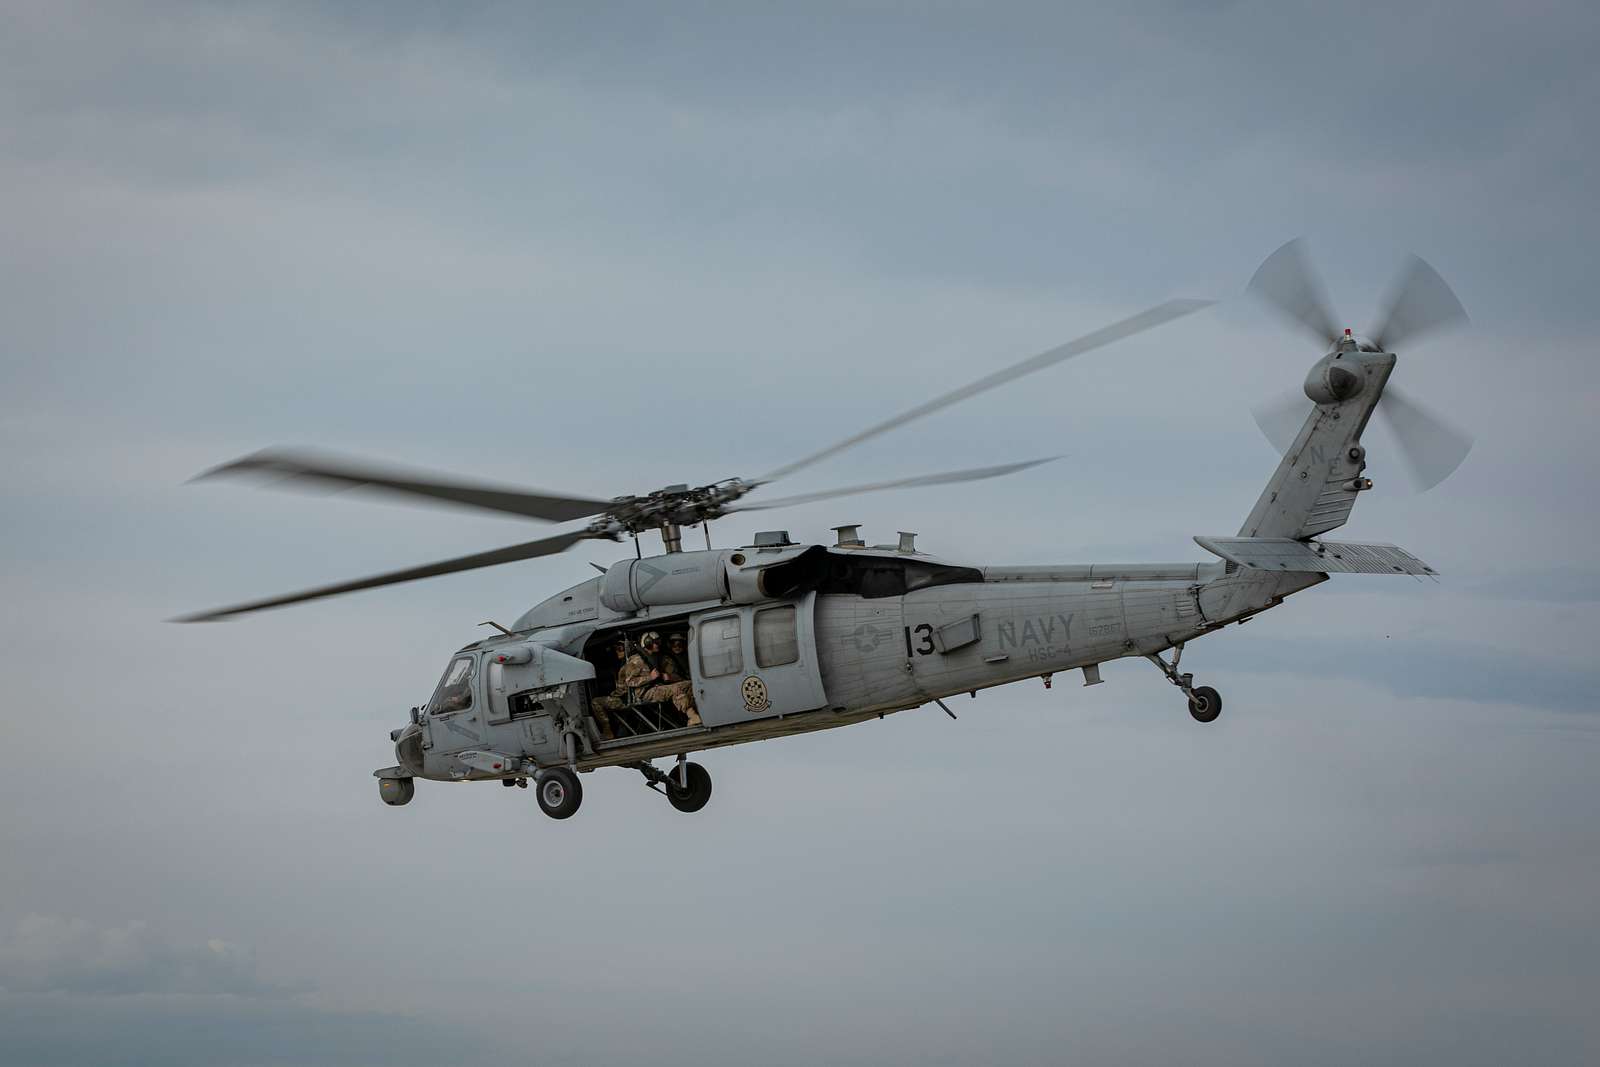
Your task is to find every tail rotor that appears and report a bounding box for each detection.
[1246,238,1473,493]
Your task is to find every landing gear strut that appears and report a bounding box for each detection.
[628,756,714,813]
[1146,644,1223,724]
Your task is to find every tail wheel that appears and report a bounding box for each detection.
[536,768,583,819]
[1188,686,1222,724]
[665,762,713,813]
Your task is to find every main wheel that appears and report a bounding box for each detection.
[664,762,713,813]
[536,768,583,819]
[1188,685,1222,724]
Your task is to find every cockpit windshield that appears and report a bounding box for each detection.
[428,655,475,715]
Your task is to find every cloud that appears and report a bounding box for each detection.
[2,3,1599,1066]
[0,915,293,997]
[0,993,506,1067]
[0,917,511,1066]
[1468,567,1600,604]
[1211,633,1600,714]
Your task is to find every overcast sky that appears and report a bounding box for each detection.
[3,2,1597,1064]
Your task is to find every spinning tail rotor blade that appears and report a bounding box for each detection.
[1247,238,1340,346]
[728,457,1060,513]
[1369,253,1469,352]
[1378,384,1474,492]
[754,298,1212,485]
[195,449,610,523]
[1251,389,1312,455]
[173,530,592,622]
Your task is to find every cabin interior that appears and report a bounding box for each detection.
[582,624,696,740]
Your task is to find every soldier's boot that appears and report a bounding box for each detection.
[589,702,615,741]
[672,686,703,727]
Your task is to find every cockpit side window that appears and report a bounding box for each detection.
[428,655,475,715]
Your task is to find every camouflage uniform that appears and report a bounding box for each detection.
[619,651,701,727]
[660,645,690,683]
[588,642,627,740]
[588,690,620,739]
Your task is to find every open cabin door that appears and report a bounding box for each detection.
[691,592,827,726]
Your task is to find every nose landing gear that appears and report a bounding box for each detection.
[1146,645,1223,723]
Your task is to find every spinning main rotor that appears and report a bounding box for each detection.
[178,299,1210,621]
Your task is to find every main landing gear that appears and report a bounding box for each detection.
[629,757,714,813]
[1146,644,1223,724]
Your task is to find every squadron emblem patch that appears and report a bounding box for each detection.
[741,676,770,713]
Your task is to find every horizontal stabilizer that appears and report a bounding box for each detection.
[1195,536,1436,576]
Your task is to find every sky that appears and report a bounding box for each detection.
[2,1,1597,1064]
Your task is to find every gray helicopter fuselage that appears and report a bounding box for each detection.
[391,544,1321,782]
[384,341,1437,796]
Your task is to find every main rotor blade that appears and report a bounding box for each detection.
[1378,384,1474,492]
[1369,253,1468,352]
[172,529,591,622]
[1250,388,1312,455]
[1247,237,1340,346]
[754,299,1212,485]
[195,449,611,524]
[728,456,1060,513]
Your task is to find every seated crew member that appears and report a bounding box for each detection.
[587,636,628,740]
[661,632,690,683]
[622,630,701,727]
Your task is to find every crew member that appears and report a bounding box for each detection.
[661,632,691,683]
[587,636,628,740]
[621,631,701,727]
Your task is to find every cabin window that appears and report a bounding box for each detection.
[754,605,799,667]
[699,615,743,678]
[428,655,475,715]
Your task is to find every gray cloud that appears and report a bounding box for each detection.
[0,915,293,996]
[1468,567,1600,604]
[0,994,504,1067]
[3,2,1598,1065]
[1211,634,1600,714]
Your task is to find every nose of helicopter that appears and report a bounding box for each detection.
[393,723,424,776]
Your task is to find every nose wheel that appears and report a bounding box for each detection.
[1146,646,1223,724]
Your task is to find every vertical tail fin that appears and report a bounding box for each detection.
[1238,349,1395,540]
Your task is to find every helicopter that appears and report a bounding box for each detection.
[179,240,1472,820]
